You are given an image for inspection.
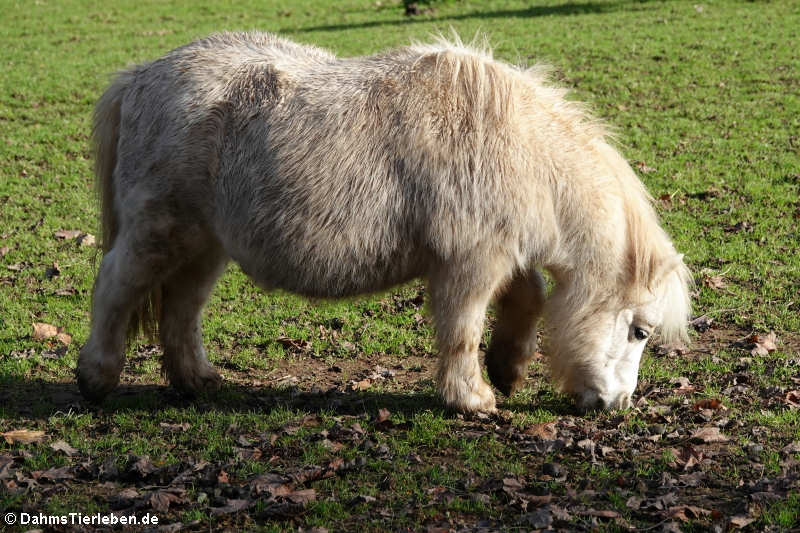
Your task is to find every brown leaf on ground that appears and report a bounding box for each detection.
[149,488,186,513]
[285,488,316,504]
[690,315,713,332]
[702,273,727,290]
[32,322,71,345]
[671,376,696,394]
[690,426,729,443]
[780,441,800,455]
[37,466,75,481]
[746,332,777,356]
[668,505,712,522]
[54,286,77,296]
[2,429,46,444]
[729,515,756,528]
[524,422,558,440]
[692,398,725,411]
[77,233,96,247]
[54,229,83,240]
[32,322,58,340]
[670,446,704,471]
[50,440,78,457]
[130,455,158,478]
[347,378,372,391]
[276,336,312,353]
[782,390,800,408]
[160,422,191,432]
[375,408,391,424]
[0,246,9,257]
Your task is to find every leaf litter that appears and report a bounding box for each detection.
[2,326,799,531]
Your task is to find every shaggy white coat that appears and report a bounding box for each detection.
[78,32,691,412]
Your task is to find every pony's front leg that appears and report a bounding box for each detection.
[430,263,507,413]
[160,245,227,396]
[485,270,546,397]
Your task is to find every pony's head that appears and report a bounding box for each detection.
[546,256,691,411]
[541,138,692,411]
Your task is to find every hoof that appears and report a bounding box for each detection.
[439,374,497,414]
[485,345,530,397]
[76,347,123,403]
[167,365,222,397]
[76,368,119,403]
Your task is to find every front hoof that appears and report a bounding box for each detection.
[168,365,222,397]
[439,376,497,414]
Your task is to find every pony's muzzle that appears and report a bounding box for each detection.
[576,389,632,412]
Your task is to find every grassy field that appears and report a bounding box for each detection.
[1,0,799,531]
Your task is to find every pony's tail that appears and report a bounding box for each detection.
[92,69,161,342]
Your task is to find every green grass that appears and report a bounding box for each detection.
[1,0,799,531]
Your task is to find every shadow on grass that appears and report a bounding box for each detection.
[0,376,579,420]
[286,0,661,34]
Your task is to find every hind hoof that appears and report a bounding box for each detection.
[167,365,222,397]
[76,369,119,403]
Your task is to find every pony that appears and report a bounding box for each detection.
[77,32,691,412]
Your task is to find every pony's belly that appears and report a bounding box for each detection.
[228,239,423,299]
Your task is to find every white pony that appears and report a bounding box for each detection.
[77,32,691,412]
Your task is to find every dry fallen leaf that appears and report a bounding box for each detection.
[690,426,729,443]
[702,274,727,290]
[54,229,83,240]
[783,390,800,409]
[3,429,46,444]
[32,322,59,340]
[50,440,79,457]
[690,315,713,332]
[524,421,558,440]
[747,332,777,356]
[0,246,9,257]
[692,398,725,411]
[669,505,712,522]
[77,233,96,247]
[375,408,391,424]
[728,515,756,529]
[32,322,71,345]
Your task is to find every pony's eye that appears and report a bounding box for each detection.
[633,327,650,341]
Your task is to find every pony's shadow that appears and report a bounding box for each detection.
[285,0,663,34]
[0,376,579,420]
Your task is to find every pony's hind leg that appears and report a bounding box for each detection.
[429,260,510,413]
[77,239,163,402]
[159,243,227,396]
[485,270,546,397]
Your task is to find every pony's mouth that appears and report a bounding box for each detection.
[575,389,632,412]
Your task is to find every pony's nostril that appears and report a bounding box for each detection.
[607,392,632,410]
